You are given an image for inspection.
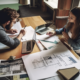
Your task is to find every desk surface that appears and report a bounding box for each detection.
[0,16,80,60]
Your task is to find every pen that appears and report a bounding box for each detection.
[24,25,27,29]
[38,39,47,50]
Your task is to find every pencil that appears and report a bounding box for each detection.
[38,40,47,50]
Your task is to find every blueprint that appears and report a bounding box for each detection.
[32,53,77,69]
[22,36,80,80]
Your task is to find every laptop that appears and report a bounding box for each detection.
[36,23,53,35]
[22,27,36,54]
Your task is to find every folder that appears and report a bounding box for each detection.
[57,67,79,80]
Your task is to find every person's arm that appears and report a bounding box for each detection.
[0,29,25,49]
[17,29,26,41]
[47,25,66,36]
[68,36,80,50]
[0,30,20,49]
[46,31,56,36]
[55,25,66,34]
[5,28,18,34]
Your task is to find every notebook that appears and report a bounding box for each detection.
[57,67,79,80]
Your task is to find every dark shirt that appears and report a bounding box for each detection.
[0,25,20,49]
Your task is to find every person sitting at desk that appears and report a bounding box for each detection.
[47,6,80,55]
[0,8,26,49]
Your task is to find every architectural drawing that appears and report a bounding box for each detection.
[32,54,61,69]
[32,53,77,69]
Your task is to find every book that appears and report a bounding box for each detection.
[57,67,79,80]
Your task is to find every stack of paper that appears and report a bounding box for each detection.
[36,35,60,51]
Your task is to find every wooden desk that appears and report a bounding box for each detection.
[0,16,80,60]
[0,16,46,60]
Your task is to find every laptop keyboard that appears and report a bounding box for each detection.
[26,41,32,51]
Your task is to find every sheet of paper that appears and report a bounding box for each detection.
[21,26,35,42]
[36,34,49,40]
[0,58,26,77]
[36,36,60,51]
[40,75,64,80]
[22,39,80,80]
[36,40,45,51]
[43,35,60,42]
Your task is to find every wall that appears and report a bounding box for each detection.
[0,0,19,5]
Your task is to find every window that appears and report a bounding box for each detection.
[44,0,58,9]
[78,0,80,6]
[0,0,19,5]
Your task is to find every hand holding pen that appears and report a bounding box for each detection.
[20,25,26,36]
[46,31,56,36]
[17,25,26,41]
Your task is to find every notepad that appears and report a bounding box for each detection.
[57,67,79,80]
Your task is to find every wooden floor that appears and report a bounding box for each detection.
[19,5,52,20]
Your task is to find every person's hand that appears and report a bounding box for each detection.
[62,32,69,41]
[20,29,26,36]
[60,37,67,42]
[10,29,18,34]
[17,29,26,41]
[46,31,56,36]
[6,29,18,34]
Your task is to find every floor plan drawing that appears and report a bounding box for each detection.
[32,55,61,69]
[32,53,77,69]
